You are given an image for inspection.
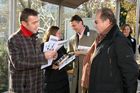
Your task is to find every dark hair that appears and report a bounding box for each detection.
[121,24,133,34]
[43,26,59,42]
[97,7,116,24]
[20,8,39,23]
[70,15,83,25]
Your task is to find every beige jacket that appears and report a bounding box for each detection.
[67,26,97,93]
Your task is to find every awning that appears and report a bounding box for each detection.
[41,0,89,8]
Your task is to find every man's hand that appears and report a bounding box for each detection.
[74,51,81,56]
[44,51,57,59]
[52,64,59,70]
[74,50,87,56]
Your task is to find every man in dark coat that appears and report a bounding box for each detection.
[7,8,57,93]
[88,7,139,93]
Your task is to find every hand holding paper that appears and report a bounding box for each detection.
[52,64,59,70]
[54,54,75,70]
[44,51,57,59]
[41,35,69,69]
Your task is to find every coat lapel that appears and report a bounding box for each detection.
[91,42,105,61]
[91,39,111,62]
[73,34,79,51]
[91,24,119,62]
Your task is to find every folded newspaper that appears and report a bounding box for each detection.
[41,35,69,69]
[55,54,76,70]
[76,45,91,54]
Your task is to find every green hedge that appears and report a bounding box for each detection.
[0,43,8,92]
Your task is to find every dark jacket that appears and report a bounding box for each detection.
[88,24,138,93]
[127,35,136,54]
[42,45,69,93]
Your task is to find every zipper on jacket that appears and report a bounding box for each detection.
[107,47,112,77]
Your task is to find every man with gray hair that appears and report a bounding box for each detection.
[88,7,138,93]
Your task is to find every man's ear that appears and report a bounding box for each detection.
[79,21,83,25]
[21,21,27,27]
[106,19,111,25]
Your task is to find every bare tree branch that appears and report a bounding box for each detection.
[18,0,26,8]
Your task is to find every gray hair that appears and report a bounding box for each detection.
[96,7,116,24]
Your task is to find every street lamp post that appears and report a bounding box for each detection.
[8,0,16,91]
[8,0,17,37]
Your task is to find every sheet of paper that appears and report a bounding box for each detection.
[42,35,69,69]
[78,45,91,51]
[43,36,69,52]
[59,55,75,70]
[41,59,53,69]
[43,35,58,52]
[49,35,59,42]
[58,39,69,46]
[77,45,91,54]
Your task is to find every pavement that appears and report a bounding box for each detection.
[137,80,140,93]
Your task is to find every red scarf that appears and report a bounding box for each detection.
[21,25,33,37]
